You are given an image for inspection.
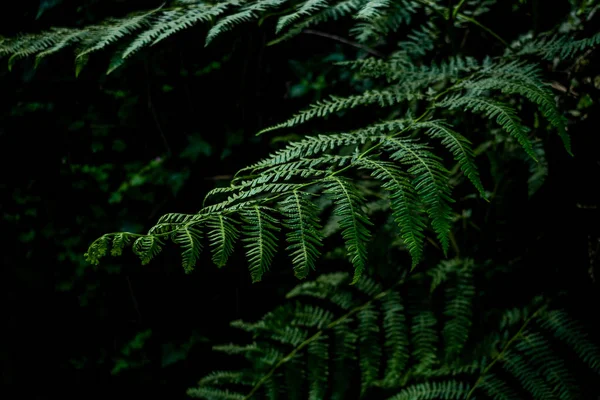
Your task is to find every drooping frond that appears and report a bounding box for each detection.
[356,0,392,21]
[358,158,426,265]
[122,2,233,59]
[132,235,165,265]
[358,303,381,394]
[381,290,410,386]
[457,60,571,153]
[386,137,454,254]
[173,223,204,273]
[441,261,474,361]
[240,206,280,282]
[437,94,536,161]
[207,215,239,267]
[205,0,287,45]
[324,177,373,283]
[279,191,324,279]
[276,0,330,34]
[351,0,420,43]
[512,31,600,61]
[416,120,485,197]
[78,8,582,283]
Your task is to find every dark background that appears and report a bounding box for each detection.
[1,1,598,398]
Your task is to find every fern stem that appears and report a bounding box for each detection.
[456,14,509,48]
[415,0,509,48]
[464,305,547,400]
[303,29,384,57]
[242,276,407,399]
[452,0,468,19]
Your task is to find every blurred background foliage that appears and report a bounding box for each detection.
[1,0,599,398]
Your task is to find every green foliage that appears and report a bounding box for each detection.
[83,45,581,282]
[187,261,600,399]
[4,1,599,395]
[2,0,598,74]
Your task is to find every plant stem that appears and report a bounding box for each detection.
[453,0,468,19]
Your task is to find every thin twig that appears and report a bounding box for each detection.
[303,29,385,58]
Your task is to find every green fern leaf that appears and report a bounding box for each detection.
[359,158,426,265]
[358,303,381,395]
[111,233,132,257]
[307,335,329,400]
[442,263,474,362]
[501,351,555,400]
[280,191,324,279]
[324,177,373,283]
[437,94,536,161]
[240,206,281,282]
[417,120,486,197]
[132,235,165,265]
[276,0,330,33]
[173,224,204,273]
[386,137,454,254]
[207,215,239,268]
[258,87,416,134]
[381,291,409,385]
[411,311,439,373]
[387,380,470,400]
[205,0,286,45]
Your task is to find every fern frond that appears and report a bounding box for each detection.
[132,235,165,265]
[207,215,239,267]
[386,137,454,254]
[515,330,578,399]
[459,60,570,153]
[240,206,280,282]
[268,0,364,44]
[442,262,474,362]
[381,291,409,385]
[173,224,204,273]
[411,311,439,373]
[111,233,132,257]
[356,0,392,21]
[75,9,157,59]
[358,303,381,394]
[324,177,373,283]
[280,191,324,279]
[192,266,600,399]
[387,380,470,400]
[513,31,600,61]
[478,373,521,400]
[258,87,417,134]
[358,158,426,265]
[245,132,372,172]
[187,386,245,400]
[351,0,419,43]
[276,0,330,34]
[205,0,287,45]
[122,2,233,60]
[437,94,536,161]
[416,120,485,197]
[538,309,600,374]
[501,351,555,400]
[307,335,329,400]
